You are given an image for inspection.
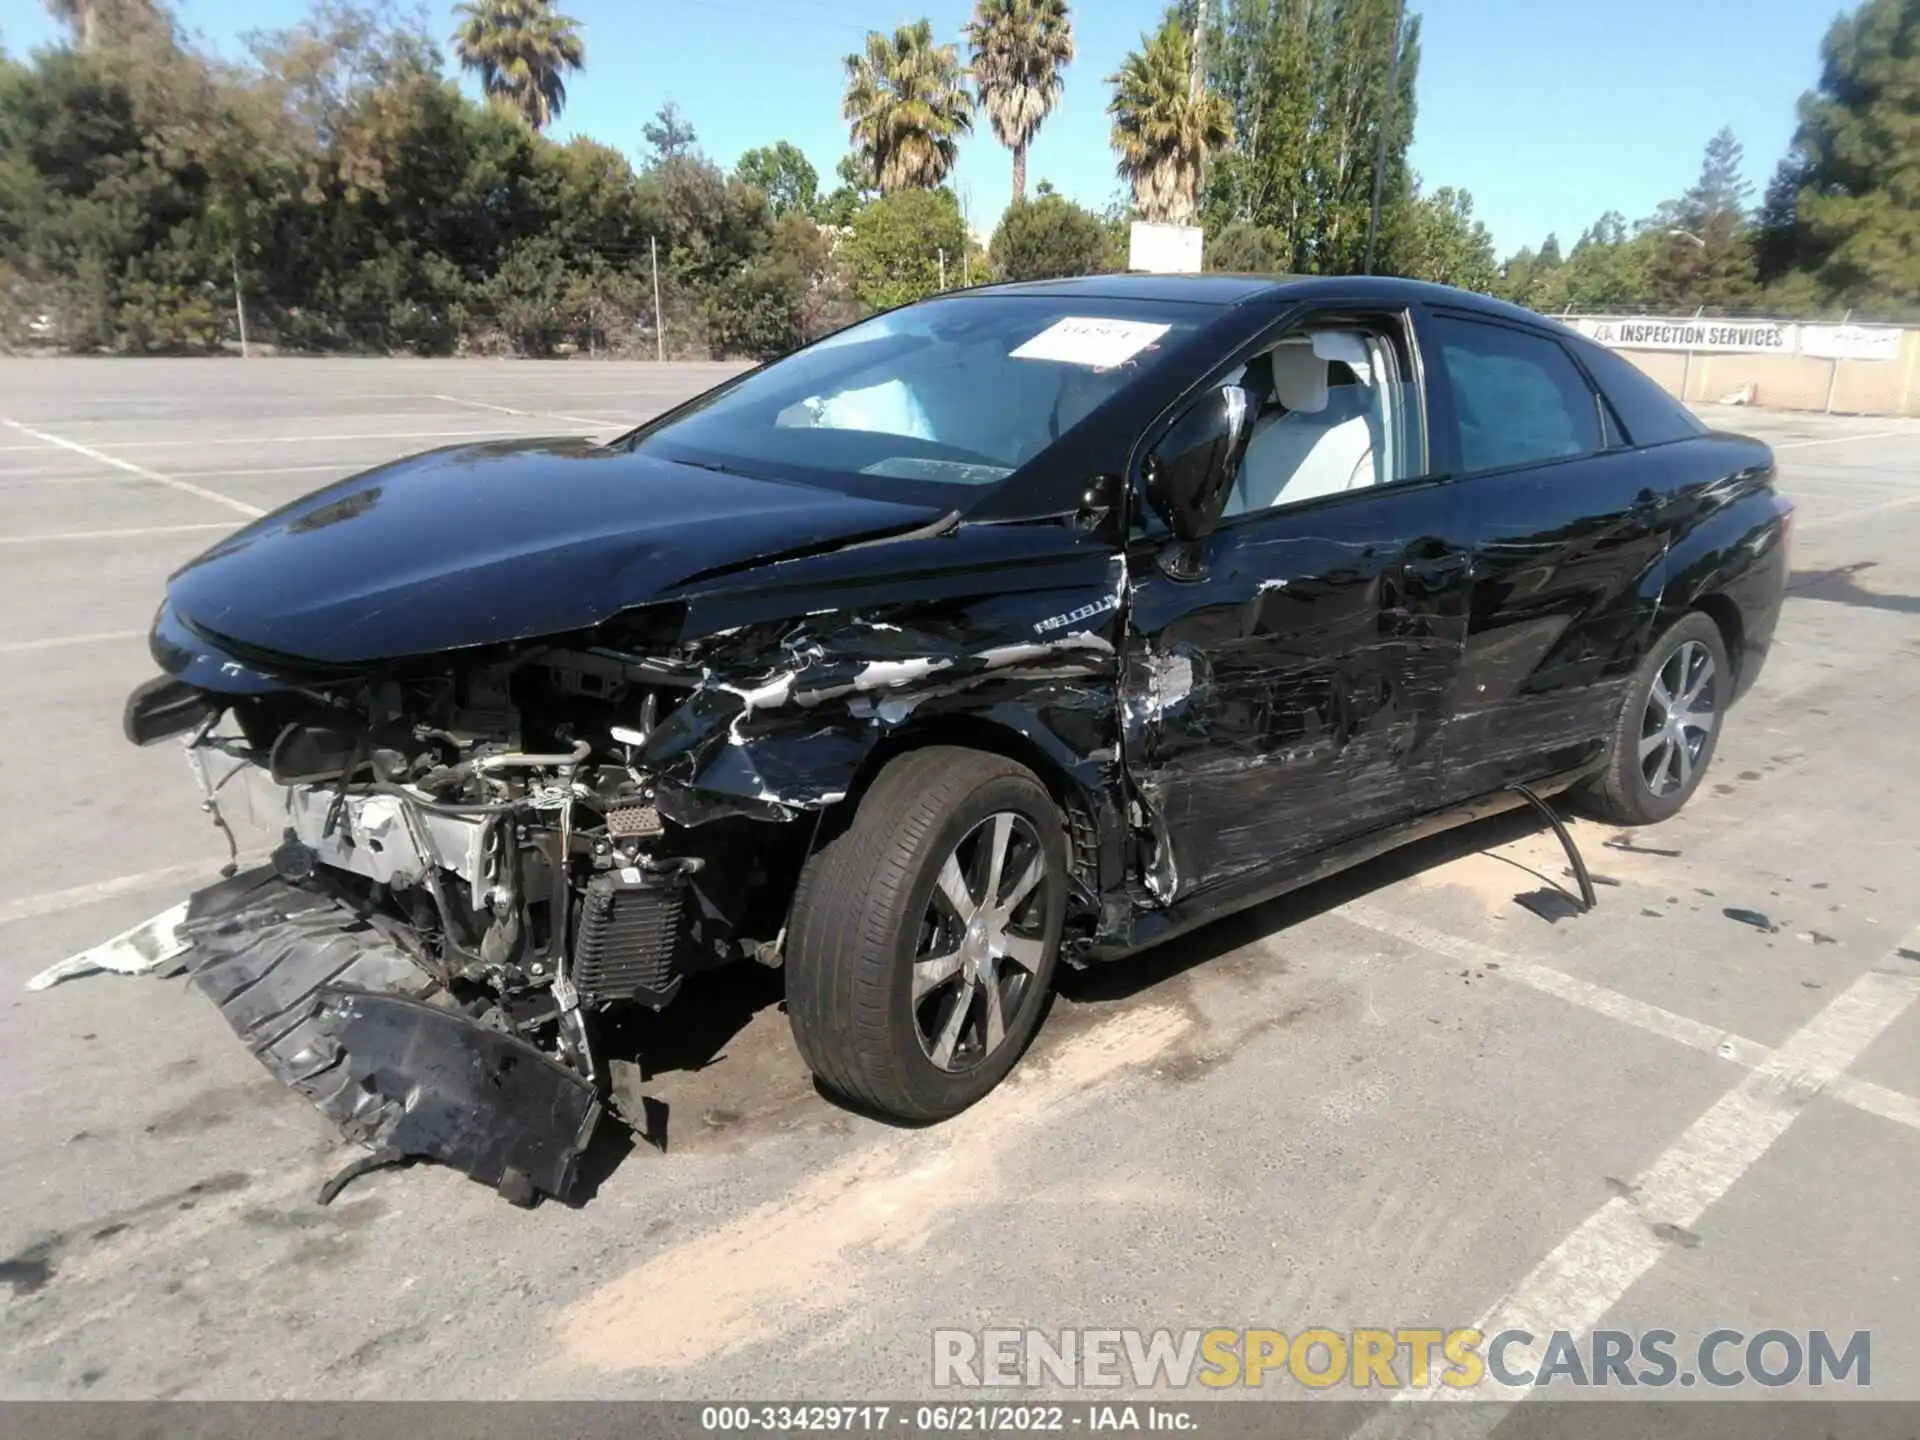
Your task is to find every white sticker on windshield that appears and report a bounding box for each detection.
[1010,317,1172,369]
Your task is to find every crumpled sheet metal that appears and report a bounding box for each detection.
[178,867,599,1202]
[316,989,602,1203]
[27,902,191,990]
[641,591,1128,821]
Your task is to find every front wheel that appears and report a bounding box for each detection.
[786,747,1067,1122]
[1580,612,1731,825]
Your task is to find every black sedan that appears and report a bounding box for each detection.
[123,274,1792,1201]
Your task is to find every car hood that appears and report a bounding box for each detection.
[166,438,944,664]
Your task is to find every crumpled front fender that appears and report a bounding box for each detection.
[637,596,1127,829]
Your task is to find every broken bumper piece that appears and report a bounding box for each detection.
[179,867,601,1204]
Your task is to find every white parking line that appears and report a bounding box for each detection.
[0,522,237,544]
[0,419,264,518]
[0,461,356,486]
[91,424,578,450]
[429,392,625,428]
[0,630,145,654]
[1338,905,1913,1130]
[0,859,254,928]
[1795,492,1920,532]
[1774,428,1919,450]
[1342,912,1920,1433]
[177,461,361,479]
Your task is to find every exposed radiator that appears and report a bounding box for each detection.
[571,868,685,1007]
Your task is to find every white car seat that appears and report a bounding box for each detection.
[1235,335,1380,510]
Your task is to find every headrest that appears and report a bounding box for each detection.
[1269,342,1328,414]
[1311,330,1374,386]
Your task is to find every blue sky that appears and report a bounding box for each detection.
[0,0,1842,256]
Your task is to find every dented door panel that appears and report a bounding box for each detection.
[1434,447,1675,800]
[1121,481,1471,904]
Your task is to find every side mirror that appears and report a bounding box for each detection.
[1143,384,1256,544]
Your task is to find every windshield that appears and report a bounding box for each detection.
[629,294,1212,495]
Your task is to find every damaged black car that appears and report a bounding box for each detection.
[120,275,1792,1202]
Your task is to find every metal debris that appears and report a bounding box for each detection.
[27,902,190,991]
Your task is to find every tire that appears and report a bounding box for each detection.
[1580,611,1732,825]
[786,746,1067,1122]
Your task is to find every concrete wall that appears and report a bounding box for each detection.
[1610,330,1920,417]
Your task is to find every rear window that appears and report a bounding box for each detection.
[1570,338,1708,446]
[1429,314,1602,473]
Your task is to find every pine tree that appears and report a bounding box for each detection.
[1774,0,1920,310]
[1640,127,1757,310]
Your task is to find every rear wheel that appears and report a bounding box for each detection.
[786,747,1066,1122]
[1581,612,1730,825]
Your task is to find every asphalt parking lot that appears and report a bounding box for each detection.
[1,358,1917,1416]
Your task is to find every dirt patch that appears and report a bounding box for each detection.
[554,1002,1193,1374]
[1150,993,1340,1085]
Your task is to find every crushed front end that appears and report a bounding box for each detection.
[115,505,1134,1204]
[126,603,814,1204]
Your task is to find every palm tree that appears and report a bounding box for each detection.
[842,20,974,194]
[1106,13,1231,224]
[452,0,586,132]
[966,0,1074,205]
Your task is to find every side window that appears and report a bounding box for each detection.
[1219,325,1422,519]
[1430,314,1602,474]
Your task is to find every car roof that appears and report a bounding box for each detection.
[961,272,1568,332]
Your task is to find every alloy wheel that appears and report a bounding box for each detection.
[1639,639,1718,797]
[911,812,1051,1073]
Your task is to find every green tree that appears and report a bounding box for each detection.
[1497,232,1567,310]
[451,0,584,131]
[642,101,697,163]
[1639,127,1756,310]
[1555,211,1656,310]
[816,152,879,226]
[842,187,967,309]
[1205,0,1418,273]
[735,140,818,218]
[43,0,97,48]
[965,0,1075,204]
[1393,185,1496,292]
[842,20,974,193]
[42,0,159,50]
[1767,0,1920,310]
[989,191,1108,279]
[1107,10,1231,223]
[1204,220,1286,271]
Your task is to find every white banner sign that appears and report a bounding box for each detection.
[1570,317,1797,354]
[1799,323,1904,362]
[1128,221,1203,274]
[1572,315,1907,362]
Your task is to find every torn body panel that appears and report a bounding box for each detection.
[637,535,1131,830]
[178,867,599,1202]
